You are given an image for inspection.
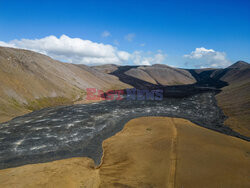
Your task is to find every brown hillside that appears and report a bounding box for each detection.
[216,81,250,137]
[0,47,130,123]
[125,64,196,85]
[215,61,250,137]
[92,64,119,74]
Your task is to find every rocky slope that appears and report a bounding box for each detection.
[179,61,250,137]
[0,47,130,123]
[215,61,250,137]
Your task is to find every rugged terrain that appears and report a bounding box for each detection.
[94,61,250,137]
[0,47,250,187]
[0,47,130,123]
[215,61,250,137]
[1,46,249,138]
[1,117,249,188]
[186,61,250,137]
[3,91,243,169]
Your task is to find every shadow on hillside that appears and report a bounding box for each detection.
[187,69,229,88]
[103,66,229,98]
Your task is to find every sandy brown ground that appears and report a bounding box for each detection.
[0,117,249,188]
[174,118,250,188]
[0,158,100,188]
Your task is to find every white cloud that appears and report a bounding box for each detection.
[0,35,168,66]
[0,41,16,48]
[0,35,130,65]
[184,47,231,68]
[184,47,215,59]
[117,51,131,61]
[124,33,135,42]
[101,31,111,38]
[131,51,167,65]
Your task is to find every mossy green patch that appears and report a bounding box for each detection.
[8,98,23,110]
[24,96,73,111]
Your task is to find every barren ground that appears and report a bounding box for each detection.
[1,117,249,188]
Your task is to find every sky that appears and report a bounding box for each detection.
[0,0,250,68]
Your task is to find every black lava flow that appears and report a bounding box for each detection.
[0,91,249,169]
[0,68,249,169]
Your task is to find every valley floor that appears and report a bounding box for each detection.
[0,117,249,188]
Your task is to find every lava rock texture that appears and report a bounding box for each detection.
[0,92,248,169]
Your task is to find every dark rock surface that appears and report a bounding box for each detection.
[0,92,248,169]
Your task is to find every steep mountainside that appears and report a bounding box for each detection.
[184,61,250,137]
[212,61,250,84]
[215,61,250,137]
[0,47,130,123]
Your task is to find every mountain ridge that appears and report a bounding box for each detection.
[228,61,250,69]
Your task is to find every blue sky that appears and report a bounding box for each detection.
[0,0,249,68]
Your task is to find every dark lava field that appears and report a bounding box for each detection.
[0,91,248,169]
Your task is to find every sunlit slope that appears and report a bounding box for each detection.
[215,61,250,137]
[0,47,130,123]
[0,117,249,187]
[124,64,196,85]
[216,81,250,137]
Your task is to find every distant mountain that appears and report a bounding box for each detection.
[94,64,196,86]
[228,61,250,69]
[93,64,119,74]
[0,47,130,122]
[125,64,196,85]
[212,61,250,84]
